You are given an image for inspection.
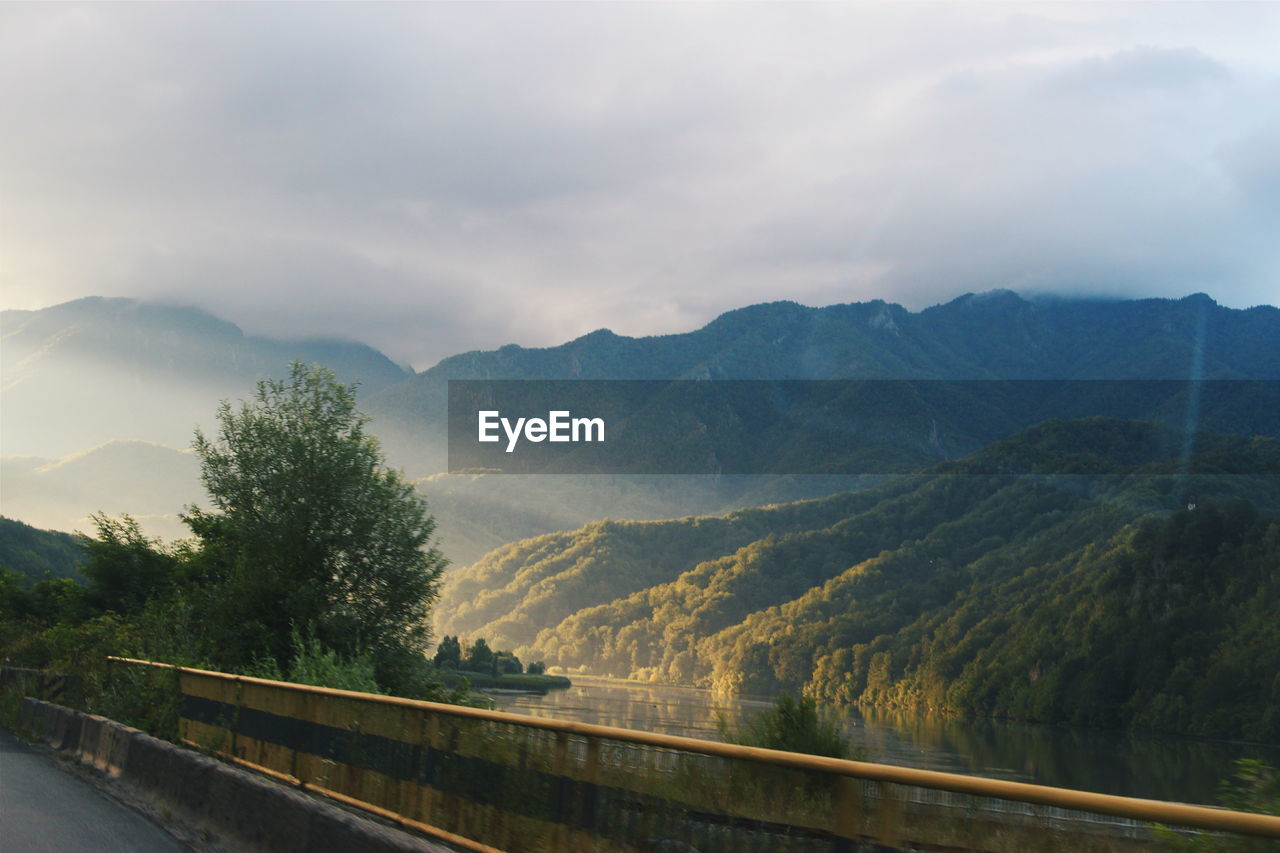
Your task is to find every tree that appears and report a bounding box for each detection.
[463,637,494,673]
[188,362,447,678]
[434,635,461,669]
[494,651,523,675]
[78,514,177,616]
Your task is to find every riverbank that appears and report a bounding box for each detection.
[439,670,571,694]
[489,675,1280,805]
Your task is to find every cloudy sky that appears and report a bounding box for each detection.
[2,3,1277,369]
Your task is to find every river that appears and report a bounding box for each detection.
[487,676,1279,806]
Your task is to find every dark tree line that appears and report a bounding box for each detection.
[432,634,545,676]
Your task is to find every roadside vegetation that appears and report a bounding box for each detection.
[1,363,468,731]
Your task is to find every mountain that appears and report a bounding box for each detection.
[0,517,85,583]
[1,297,410,458]
[442,419,1280,741]
[362,291,1280,477]
[9,292,1276,469]
[0,442,202,542]
[4,291,1277,566]
[377,291,1278,562]
[385,292,1278,388]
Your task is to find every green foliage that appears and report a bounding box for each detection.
[1153,759,1280,851]
[1215,760,1280,816]
[78,514,180,615]
[92,661,186,741]
[439,489,893,651]
[0,363,456,705]
[0,568,88,626]
[493,651,523,674]
[718,693,849,759]
[187,361,447,676]
[464,637,494,673]
[0,517,85,582]
[433,634,547,686]
[3,614,136,673]
[280,632,380,694]
[495,422,1280,741]
[433,634,462,669]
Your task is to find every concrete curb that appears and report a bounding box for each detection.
[19,698,453,853]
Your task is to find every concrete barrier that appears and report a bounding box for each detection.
[18,698,453,853]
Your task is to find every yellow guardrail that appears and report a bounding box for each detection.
[108,656,1280,852]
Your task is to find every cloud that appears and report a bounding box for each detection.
[2,3,1278,367]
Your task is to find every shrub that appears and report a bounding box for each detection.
[718,693,850,759]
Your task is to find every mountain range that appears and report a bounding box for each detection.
[364,290,1280,473]
[3,290,1278,566]
[4,290,1278,739]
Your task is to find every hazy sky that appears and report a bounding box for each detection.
[3,3,1277,369]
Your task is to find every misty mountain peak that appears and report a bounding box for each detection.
[943,289,1028,309]
[2,297,411,458]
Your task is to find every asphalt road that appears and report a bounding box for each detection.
[0,728,188,852]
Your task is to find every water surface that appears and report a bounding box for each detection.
[488,676,1279,806]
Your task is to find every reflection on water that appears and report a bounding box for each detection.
[488,676,1280,805]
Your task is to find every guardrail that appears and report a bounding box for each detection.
[107,657,1280,852]
[15,697,449,853]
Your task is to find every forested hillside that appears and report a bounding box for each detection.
[447,419,1280,741]
[0,517,85,582]
[436,487,904,645]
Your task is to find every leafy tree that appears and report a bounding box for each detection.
[78,514,178,616]
[0,568,25,621]
[526,660,546,675]
[0,568,88,626]
[464,637,494,673]
[494,651,523,675]
[187,361,447,679]
[434,635,462,669]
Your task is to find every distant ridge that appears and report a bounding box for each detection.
[4,290,1277,567]
[382,291,1278,387]
[1,297,411,458]
[363,291,1280,472]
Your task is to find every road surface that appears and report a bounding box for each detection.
[0,728,188,852]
